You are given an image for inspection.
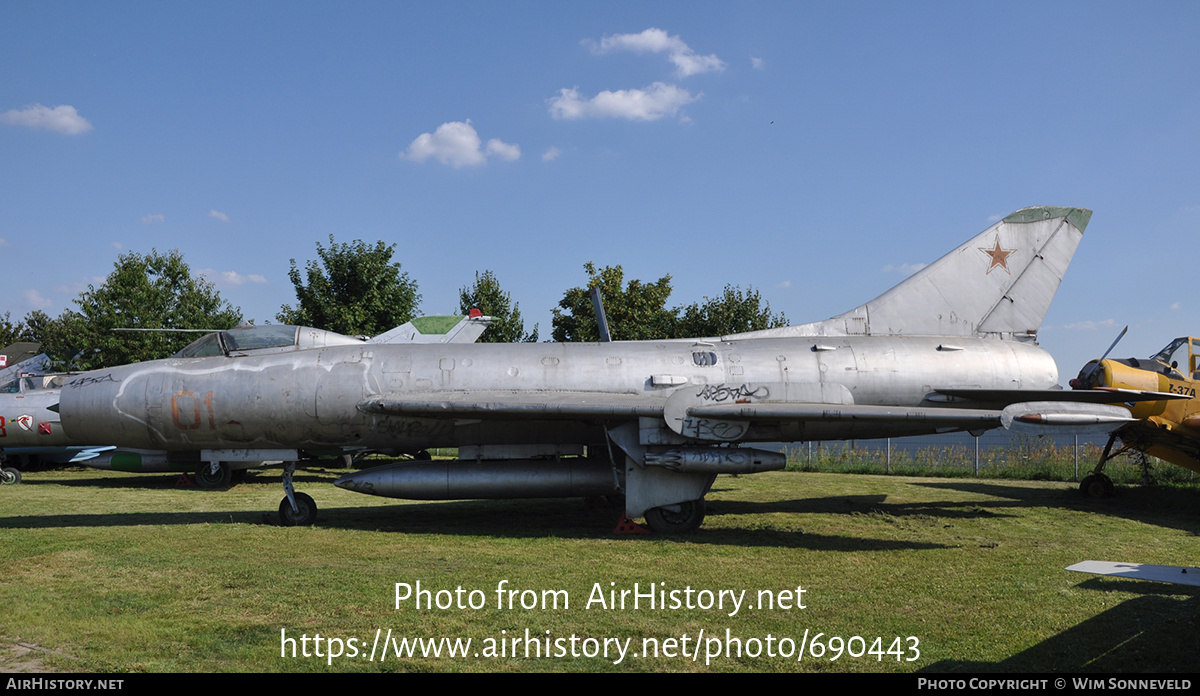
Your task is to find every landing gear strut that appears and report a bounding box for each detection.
[279,461,317,526]
[1079,432,1124,498]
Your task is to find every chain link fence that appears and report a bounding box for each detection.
[785,431,1198,485]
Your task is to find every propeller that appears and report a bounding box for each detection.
[1073,325,1128,388]
[1098,325,1129,362]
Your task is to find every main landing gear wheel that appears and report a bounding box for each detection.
[1,467,21,485]
[194,462,232,489]
[1079,473,1115,498]
[279,492,317,526]
[645,498,706,534]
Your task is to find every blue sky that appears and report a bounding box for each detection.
[2,1,1198,381]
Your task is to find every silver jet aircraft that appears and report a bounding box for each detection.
[0,314,495,486]
[54,206,1092,531]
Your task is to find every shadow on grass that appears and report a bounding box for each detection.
[715,494,1018,521]
[914,479,1200,537]
[318,497,954,550]
[922,582,1200,673]
[0,494,952,551]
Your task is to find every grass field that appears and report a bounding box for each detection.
[1,464,1198,673]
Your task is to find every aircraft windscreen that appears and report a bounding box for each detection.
[1152,338,1190,369]
[175,326,300,358]
[175,333,224,358]
[223,325,299,351]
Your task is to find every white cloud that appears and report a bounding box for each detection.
[198,269,268,286]
[400,120,520,168]
[548,82,699,121]
[592,28,725,78]
[209,209,231,223]
[542,146,561,162]
[142,214,165,225]
[23,289,52,310]
[485,138,521,162]
[775,280,792,289]
[0,103,93,135]
[0,238,10,247]
[111,242,123,250]
[1171,302,1181,311]
[751,56,765,70]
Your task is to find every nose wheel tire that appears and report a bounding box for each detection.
[1079,474,1114,498]
[644,498,706,534]
[279,492,317,526]
[1,467,20,485]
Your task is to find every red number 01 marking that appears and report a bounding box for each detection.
[170,390,215,430]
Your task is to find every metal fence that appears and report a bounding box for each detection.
[785,430,1197,483]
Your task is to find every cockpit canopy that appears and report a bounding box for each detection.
[0,374,67,394]
[173,325,365,359]
[1150,337,1200,380]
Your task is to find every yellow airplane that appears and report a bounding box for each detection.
[1066,334,1200,496]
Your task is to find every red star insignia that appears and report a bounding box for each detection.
[979,237,1016,274]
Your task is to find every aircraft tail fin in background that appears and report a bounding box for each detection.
[0,342,49,383]
[728,206,1091,342]
[369,310,495,345]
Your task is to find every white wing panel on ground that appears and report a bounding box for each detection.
[1067,561,1200,587]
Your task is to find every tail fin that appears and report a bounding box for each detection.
[731,206,1090,341]
[369,311,495,344]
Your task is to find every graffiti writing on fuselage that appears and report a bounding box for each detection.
[66,373,118,389]
[698,384,768,403]
[680,417,747,441]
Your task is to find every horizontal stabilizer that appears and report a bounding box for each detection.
[1001,402,1135,435]
[1067,561,1200,587]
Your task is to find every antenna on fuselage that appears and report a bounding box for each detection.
[590,286,612,342]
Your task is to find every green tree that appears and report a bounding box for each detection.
[0,312,33,348]
[552,262,675,342]
[35,250,242,370]
[674,285,789,338]
[458,270,537,342]
[277,236,421,336]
